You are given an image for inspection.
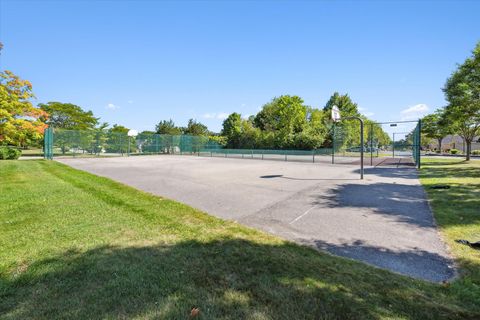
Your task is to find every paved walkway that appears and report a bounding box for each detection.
[58,155,455,282]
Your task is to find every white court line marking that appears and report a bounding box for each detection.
[289,206,317,224]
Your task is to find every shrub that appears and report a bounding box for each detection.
[0,147,22,160]
[472,150,480,155]
[450,149,460,154]
[0,147,8,160]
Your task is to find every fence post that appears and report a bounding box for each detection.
[370,123,373,166]
[43,127,53,160]
[392,134,395,159]
[313,150,315,163]
[285,151,287,161]
[332,124,335,164]
[417,119,422,169]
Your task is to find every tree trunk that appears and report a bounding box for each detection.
[437,138,443,153]
[466,140,471,161]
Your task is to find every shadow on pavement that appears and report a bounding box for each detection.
[307,239,455,283]
[315,182,435,228]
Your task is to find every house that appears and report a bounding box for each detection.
[427,134,480,153]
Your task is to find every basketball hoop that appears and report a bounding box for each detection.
[127,129,138,137]
[331,105,341,122]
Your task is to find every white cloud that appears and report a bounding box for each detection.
[127,100,134,104]
[400,104,429,120]
[106,103,120,110]
[358,106,374,117]
[202,113,215,119]
[202,112,229,120]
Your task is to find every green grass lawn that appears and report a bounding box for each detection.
[419,158,480,308]
[0,160,479,319]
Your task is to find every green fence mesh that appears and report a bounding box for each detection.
[43,127,53,160]
[412,120,422,168]
[47,129,224,157]
[44,128,348,163]
[44,122,421,167]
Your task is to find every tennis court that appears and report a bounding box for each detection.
[58,154,454,282]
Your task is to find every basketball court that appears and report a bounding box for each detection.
[57,154,455,282]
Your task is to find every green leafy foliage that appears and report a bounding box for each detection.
[222,95,331,150]
[208,134,227,147]
[443,41,480,160]
[0,146,22,159]
[184,118,209,136]
[155,119,182,135]
[156,119,209,136]
[0,70,47,147]
[323,92,363,148]
[221,94,385,151]
[39,102,98,130]
[422,109,452,152]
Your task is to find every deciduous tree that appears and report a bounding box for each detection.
[222,113,243,148]
[155,119,182,135]
[323,92,362,148]
[38,102,98,130]
[422,109,451,153]
[184,119,209,136]
[0,70,47,147]
[443,42,480,160]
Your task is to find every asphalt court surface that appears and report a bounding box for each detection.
[58,155,455,282]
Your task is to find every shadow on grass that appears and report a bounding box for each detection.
[420,159,480,180]
[421,167,480,180]
[1,239,477,319]
[421,159,469,166]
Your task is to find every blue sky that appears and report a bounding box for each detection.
[1,0,479,135]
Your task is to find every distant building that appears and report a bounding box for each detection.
[427,135,480,153]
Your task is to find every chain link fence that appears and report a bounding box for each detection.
[43,123,421,167]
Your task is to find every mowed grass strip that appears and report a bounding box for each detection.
[0,160,478,319]
[419,158,480,309]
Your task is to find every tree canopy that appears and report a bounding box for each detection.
[443,41,480,160]
[39,102,98,130]
[323,92,360,117]
[219,94,379,150]
[155,119,182,135]
[184,119,209,136]
[109,124,129,134]
[0,70,47,147]
[421,109,451,152]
